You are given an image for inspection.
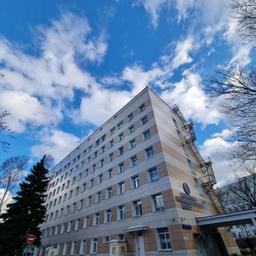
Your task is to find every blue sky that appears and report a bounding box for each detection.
[0,0,253,183]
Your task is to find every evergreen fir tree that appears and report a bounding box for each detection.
[0,156,49,256]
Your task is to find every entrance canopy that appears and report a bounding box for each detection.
[196,209,256,228]
[124,225,148,233]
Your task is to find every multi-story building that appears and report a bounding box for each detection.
[40,87,239,256]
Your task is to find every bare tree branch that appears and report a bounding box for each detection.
[232,0,256,43]
[208,68,256,162]
[0,110,12,152]
[0,156,28,214]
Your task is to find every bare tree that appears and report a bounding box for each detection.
[0,110,11,152]
[0,156,28,214]
[208,0,256,162]
[230,164,256,209]
[232,0,256,43]
[218,162,256,211]
[209,68,256,162]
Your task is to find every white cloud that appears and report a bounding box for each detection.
[32,130,80,163]
[136,0,170,28]
[75,86,132,126]
[122,64,164,93]
[175,0,196,22]
[200,129,238,184]
[161,70,221,125]
[224,18,252,66]
[0,12,107,133]
[172,36,195,69]
[0,90,61,132]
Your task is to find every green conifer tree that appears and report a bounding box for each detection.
[0,156,49,256]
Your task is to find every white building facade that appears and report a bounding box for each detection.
[40,87,239,256]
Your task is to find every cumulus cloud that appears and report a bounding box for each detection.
[75,86,132,126]
[172,36,195,69]
[200,129,238,185]
[32,130,80,163]
[122,64,164,93]
[161,70,221,125]
[0,90,61,132]
[0,12,107,133]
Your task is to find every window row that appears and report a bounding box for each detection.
[46,166,160,218]
[47,137,154,201]
[44,193,165,236]
[49,103,148,186]
[45,227,171,255]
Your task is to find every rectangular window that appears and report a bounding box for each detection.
[99,174,103,183]
[129,125,135,134]
[109,153,113,162]
[119,132,124,141]
[132,175,140,189]
[157,227,171,250]
[109,139,114,147]
[96,192,102,203]
[152,193,164,211]
[100,159,104,167]
[93,213,100,225]
[119,163,124,173]
[110,127,116,135]
[145,146,154,158]
[72,202,76,212]
[143,129,151,140]
[118,234,125,241]
[83,183,87,192]
[74,219,79,231]
[129,138,136,149]
[139,103,145,112]
[101,134,106,142]
[80,240,86,254]
[117,121,123,129]
[90,178,94,188]
[118,182,125,194]
[106,187,112,199]
[101,145,105,153]
[108,168,113,178]
[79,199,84,210]
[130,155,138,167]
[69,190,73,199]
[133,200,142,216]
[103,236,110,243]
[128,113,133,121]
[87,196,92,207]
[119,146,124,156]
[63,242,68,255]
[105,209,112,223]
[75,186,79,196]
[148,167,159,182]
[141,115,148,125]
[91,238,98,254]
[83,216,89,229]
[118,205,125,220]
[67,221,71,232]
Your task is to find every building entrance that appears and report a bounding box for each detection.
[136,232,145,256]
